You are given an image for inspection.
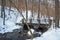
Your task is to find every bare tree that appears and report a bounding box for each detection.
[55,0,59,27]
[9,0,11,15]
[38,0,40,25]
[43,0,50,27]
[32,0,33,20]
[1,0,6,25]
[25,0,28,23]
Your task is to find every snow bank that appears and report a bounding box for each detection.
[0,17,21,34]
[0,7,22,34]
[33,28,60,40]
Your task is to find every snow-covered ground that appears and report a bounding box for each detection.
[32,28,60,40]
[0,6,22,34]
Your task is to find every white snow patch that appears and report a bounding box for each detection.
[28,29,35,36]
[33,28,60,40]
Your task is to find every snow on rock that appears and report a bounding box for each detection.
[28,29,35,36]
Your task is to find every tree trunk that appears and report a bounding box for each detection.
[25,0,28,23]
[55,0,59,27]
[38,0,40,25]
[1,0,6,25]
[9,0,11,15]
[31,0,33,23]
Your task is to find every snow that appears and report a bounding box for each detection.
[28,29,35,36]
[0,17,21,34]
[0,7,22,34]
[32,28,60,40]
